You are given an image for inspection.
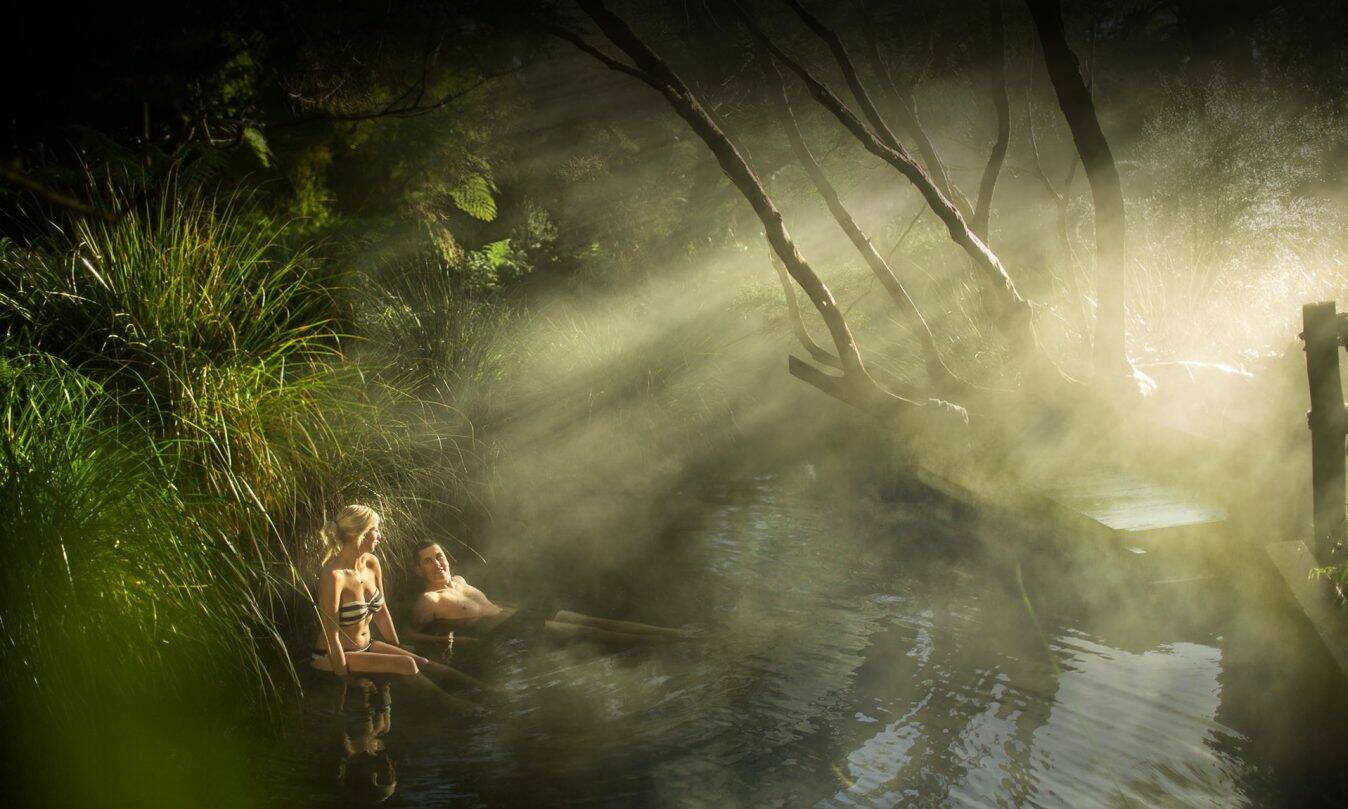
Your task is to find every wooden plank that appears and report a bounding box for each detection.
[1037,466,1226,534]
[1266,540,1348,678]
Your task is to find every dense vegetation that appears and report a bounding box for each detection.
[4,0,1348,804]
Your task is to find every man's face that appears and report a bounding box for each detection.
[416,544,450,586]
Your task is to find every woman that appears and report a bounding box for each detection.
[311,505,485,704]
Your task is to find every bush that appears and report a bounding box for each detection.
[0,183,483,805]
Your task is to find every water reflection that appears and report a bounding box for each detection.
[333,679,396,805]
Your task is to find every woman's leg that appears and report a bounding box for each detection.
[312,651,479,712]
[366,641,497,693]
[311,650,418,676]
[551,610,699,639]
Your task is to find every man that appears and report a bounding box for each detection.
[407,540,700,646]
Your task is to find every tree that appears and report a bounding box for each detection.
[554,0,1107,429]
[1024,0,1133,383]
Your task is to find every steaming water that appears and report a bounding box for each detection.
[284,467,1348,807]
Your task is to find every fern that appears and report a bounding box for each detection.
[241,127,272,168]
[483,238,511,265]
[450,173,497,222]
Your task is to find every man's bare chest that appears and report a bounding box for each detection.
[429,587,477,618]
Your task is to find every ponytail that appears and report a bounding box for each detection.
[319,519,342,563]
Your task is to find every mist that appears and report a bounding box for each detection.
[5,0,1348,805]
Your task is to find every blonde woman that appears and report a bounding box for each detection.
[311,505,485,705]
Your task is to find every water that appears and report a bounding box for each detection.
[281,468,1348,807]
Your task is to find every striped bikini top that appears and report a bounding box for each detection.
[338,587,385,626]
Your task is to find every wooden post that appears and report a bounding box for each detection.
[1303,301,1346,563]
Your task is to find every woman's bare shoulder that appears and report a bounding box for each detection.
[317,563,350,592]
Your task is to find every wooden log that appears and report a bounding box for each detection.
[1302,301,1346,562]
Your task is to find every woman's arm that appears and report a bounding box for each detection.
[369,555,401,646]
[319,569,349,676]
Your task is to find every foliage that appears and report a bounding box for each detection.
[0,183,486,804]
[1310,562,1348,604]
[1126,72,1348,360]
[357,253,521,396]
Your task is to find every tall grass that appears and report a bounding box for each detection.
[0,184,480,805]
[356,253,521,402]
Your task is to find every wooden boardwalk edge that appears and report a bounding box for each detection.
[1266,540,1348,679]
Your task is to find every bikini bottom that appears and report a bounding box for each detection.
[312,639,374,659]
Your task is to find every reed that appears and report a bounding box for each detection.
[0,183,482,805]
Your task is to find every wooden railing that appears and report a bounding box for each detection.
[1302,301,1347,563]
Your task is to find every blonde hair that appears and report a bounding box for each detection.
[320,504,380,562]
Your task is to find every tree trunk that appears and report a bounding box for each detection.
[770,252,842,370]
[1025,0,1128,377]
[737,6,1041,369]
[761,50,966,394]
[972,0,1010,243]
[854,2,971,220]
[569,0,935,419]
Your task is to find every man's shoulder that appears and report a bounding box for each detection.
[409,590,437,621]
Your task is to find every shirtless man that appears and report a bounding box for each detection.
[408,542,505,634]
[407,541,700,646]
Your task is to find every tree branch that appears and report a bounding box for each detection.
[972,0,1010,243]
[568,0,946,420]
[759,49,968,394]
[734,3,1040,366]
[1,162,127,222]
[546,26,666,91]
[771,253,842,368]
[1025,0,1129,377]
[273,67,519,128]
[853,0,971,219]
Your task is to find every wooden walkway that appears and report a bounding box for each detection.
[900,406,1348,678]
[1034,465,1228,551]
[908,416,1233,585]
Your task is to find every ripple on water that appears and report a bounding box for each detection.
[287,471,1333,807]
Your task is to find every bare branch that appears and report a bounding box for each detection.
[972,0,1010,243]
[853,0,970,218]
[569,0,945,420]
[758,49,967,394]
[770,253,842,368]
[546,26,666,91]
[788,356,969,427]
[733,3,1040,364]
[273,67,519,128]
[2,162,125,222]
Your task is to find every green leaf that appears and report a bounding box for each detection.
[241,127,271,168]
[449,173,497,222]
[483,238,511,267]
